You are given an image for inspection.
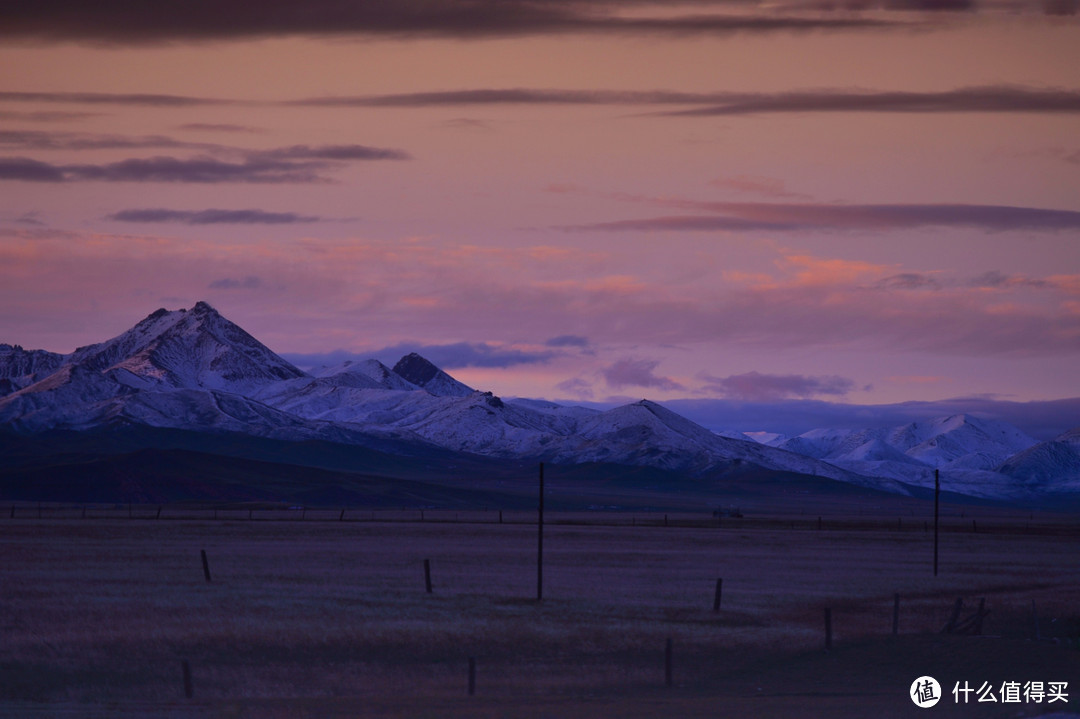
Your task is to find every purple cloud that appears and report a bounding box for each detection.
[0,157,66,182]
[663,86,1080,117]
[875,273,941,290]
[0,143,410,184]
[701,371,856,400]
[602,358,684,391]
[178,123,263,133]
[107,208,322,224]
[209,276,264,290]
[546,335,590,348]
[0,1,902,44]
[0,91,234,106]
[564,202,1080,233]
[0,129,217,152]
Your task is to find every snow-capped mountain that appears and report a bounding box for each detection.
[0,302,1074,502]
[67,301,307,393]
[771,415,1043,498]
[996,427,1080,494]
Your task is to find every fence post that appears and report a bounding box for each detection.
[182,660,193,698]
[665,638,673,687]
[201,549,212,583]
[933,469,940,577]
[424,559,433,594]
[339,509,346,522]
[713,578,723,613]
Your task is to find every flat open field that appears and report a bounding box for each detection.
[2,511,1078,718]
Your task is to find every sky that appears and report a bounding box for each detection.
[1,0,1079,437]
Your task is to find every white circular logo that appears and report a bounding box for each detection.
[911,676,941,708]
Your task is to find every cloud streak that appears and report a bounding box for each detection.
[0,91,236,106]
[1,1,904,44]
[700,370,857,400]
[661,86,1080,116]
[293,86,1080,115]
[562,200,1080,233]
[0,143,410,184]
[107,208,322,224]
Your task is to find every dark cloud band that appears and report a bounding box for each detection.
[0,1,904,44]
[107,208,322,224]
[0,143,410,184]
[563,202,1080,233]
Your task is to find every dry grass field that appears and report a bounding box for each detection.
[1,509,1078,718]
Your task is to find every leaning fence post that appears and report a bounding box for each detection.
[713,578,723,612]
[201,549,212,583]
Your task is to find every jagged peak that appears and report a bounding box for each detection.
[393,353,440,385]
[191,300,218,315]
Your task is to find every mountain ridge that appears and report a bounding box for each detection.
[2,301,1076,503]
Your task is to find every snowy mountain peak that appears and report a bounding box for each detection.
[391,353,474,397]
[66,301,305,393]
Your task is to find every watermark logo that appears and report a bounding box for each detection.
[911,676,942,708]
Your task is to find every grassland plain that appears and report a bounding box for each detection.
[1,510,1078,718]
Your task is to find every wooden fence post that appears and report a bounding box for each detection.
[182,659,193,698]
[665,638,673,687]
[933,469,940,577]
[424,559,433,594]
[713,578,723,613]
[201,549,212,583]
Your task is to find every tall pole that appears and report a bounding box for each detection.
[933,469,940,577]
[537,462,545,601]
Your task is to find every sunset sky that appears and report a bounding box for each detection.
[1,1,1079,436]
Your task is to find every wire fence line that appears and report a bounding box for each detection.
[4,503,1078,535]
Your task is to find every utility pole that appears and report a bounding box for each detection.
[933,469,940,577]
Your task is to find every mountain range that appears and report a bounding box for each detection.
[2,302,1078,507]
